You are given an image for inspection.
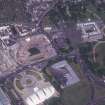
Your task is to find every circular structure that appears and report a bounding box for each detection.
[13,69,56,105]
[13,70,42,94]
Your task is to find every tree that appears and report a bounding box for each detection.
[95,66,105,77]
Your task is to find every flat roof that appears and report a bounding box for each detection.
[77,22,101,36]
[51,60,80,88]
[0,88,11,105]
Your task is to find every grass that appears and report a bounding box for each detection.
[61,82,91,105]
[79,42,105,77]
[94,84,105,98]
[95,43,105,66]
[92,42,105,77]
[63,62,105,105]
[93,85,105,105]
[45,59,92,105]
[61,62,91,105]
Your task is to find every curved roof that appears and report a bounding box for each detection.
[26,86,55,105]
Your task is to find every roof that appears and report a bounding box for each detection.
[51,60,80,88]
[25,86,55,105]
[0,88,11,105]
[13,70,57,105]
[16,35,57,65]
[0,102,3,105]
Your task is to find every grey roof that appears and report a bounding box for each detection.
[0,88,11,105]
[0,102,3,105]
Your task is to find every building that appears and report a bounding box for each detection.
[13,69,58,105]
[77,22,103,42]
[0,26,56,76]
[50,60,80,88]
[16,34,57,65]
[0,25,19,46]
[44,26,52,33]
[0,88,11,105]
[0,47,17,73]
[63,0,86,4]
[0,25,19,74]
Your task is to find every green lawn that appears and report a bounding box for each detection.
[61,62,91,105]
[94,84,105,98]
[79,42,105,77]
[92,43,105,77]
[95,43,105,66]
[61,82,91,105]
